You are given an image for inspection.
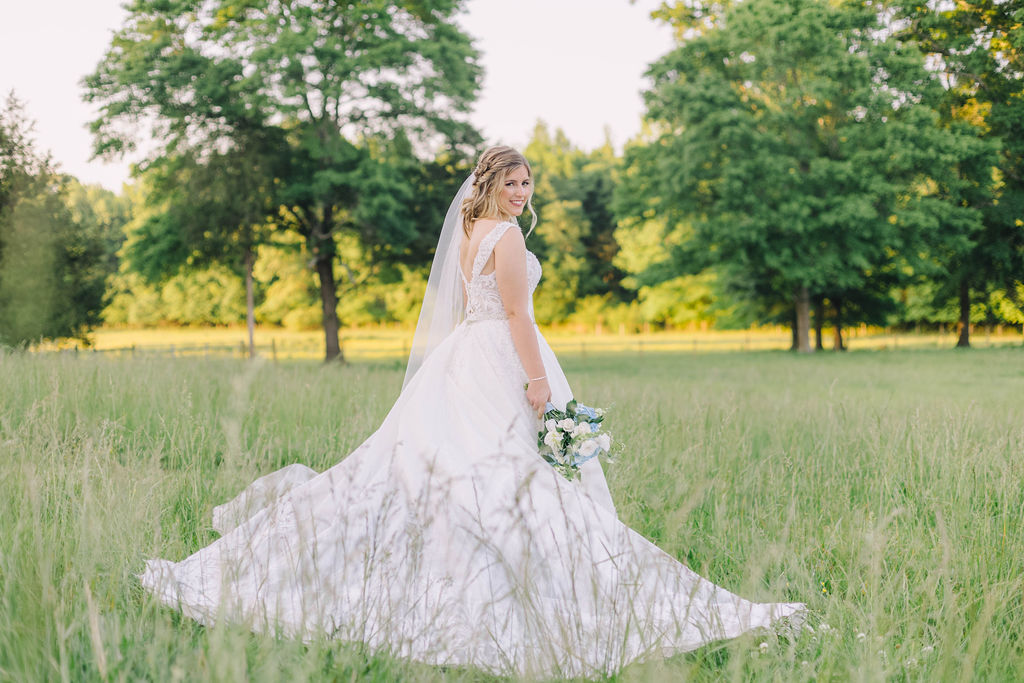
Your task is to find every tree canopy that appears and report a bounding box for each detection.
[2,0,1018,350]
[85,0,482,360]
[892,0,1024,346]
[619,0,1017,349]
[0,94,123,346]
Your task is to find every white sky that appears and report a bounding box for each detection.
[0,0,674,192]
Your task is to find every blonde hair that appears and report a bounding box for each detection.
[461,145,538,237]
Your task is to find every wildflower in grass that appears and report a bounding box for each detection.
[758,642,769,653]
[857,632,867,642]
[921,645,934,655]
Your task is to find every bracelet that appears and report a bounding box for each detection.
[528,375,547,382]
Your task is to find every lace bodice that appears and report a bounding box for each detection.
[461,221,542,322]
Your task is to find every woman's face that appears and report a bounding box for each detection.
[498,165,532,217]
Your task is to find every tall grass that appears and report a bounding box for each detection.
[0,348,1021,680]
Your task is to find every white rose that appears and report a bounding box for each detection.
[578,439,599,459]
[544,431,560,449]
[596,433,611,451]
[571,423,590,438]
[558,418,576,431]
[545,419,558,433]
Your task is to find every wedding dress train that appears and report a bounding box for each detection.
[141,221,804,677]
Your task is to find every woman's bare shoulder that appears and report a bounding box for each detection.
[493,222,525,252]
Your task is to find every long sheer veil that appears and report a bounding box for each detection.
[402,174,476,389]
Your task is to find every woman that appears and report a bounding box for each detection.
[141,146,805,677]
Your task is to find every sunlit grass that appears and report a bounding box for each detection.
[1,348,1022,680]
[36,323,1024,361]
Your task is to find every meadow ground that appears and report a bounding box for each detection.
[1,347,1022,681]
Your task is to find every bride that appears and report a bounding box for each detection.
[141,145,805,677]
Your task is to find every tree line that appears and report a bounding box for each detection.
[0,94,125,346]
[621,0,1023,351]
[1,0,1020,357]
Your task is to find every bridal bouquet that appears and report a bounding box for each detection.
[537,399,612,480]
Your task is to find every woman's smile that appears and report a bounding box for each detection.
[500,165,532,216]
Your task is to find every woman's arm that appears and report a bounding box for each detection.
[493,228,550,416]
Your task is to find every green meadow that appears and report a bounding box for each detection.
[1,348,1022,681]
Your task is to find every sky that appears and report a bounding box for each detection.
[0,0,675,192]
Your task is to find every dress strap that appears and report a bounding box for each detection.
[471,221,518,279]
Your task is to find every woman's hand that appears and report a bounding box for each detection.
[526,378,551,418]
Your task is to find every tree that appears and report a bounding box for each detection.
[102,152,473,331]
[893,0,1024,347]
[626,0,981,351]
[525,123,629,324]
[0,94,120,346]
[85,0,481,361]
[125,133,282,356]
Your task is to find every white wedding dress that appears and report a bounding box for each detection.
[141,221,805,677]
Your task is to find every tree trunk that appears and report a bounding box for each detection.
[813,297,824,351]
[244,247,255,359]
[790,307,799,351]
[794,286,812,353]
[307,205,343,363]
[832,296,845,351]
[956,279,971,348]
[315,255,343,362]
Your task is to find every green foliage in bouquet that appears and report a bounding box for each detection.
[536,399,611,481]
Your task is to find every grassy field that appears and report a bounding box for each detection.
[1,348,1022,681]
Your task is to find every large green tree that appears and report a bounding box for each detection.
[85,0,481,360]
[525,123,628,324]
[0,94,121,346]
[893,0,1024,347]
[624,0,984,351]
[124,133,282,356]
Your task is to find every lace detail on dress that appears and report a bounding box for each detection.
[464,221,542,323]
